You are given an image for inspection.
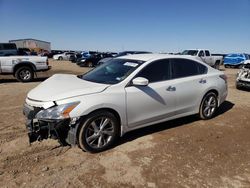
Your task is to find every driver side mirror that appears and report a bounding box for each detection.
[132,77,149,86]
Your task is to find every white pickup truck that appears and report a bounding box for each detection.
[0,56,51,82]
[181,49,223,69]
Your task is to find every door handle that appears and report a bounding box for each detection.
[199,79,207,84]
[166,86,176,91]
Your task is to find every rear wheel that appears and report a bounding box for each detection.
[77,111,119,153]
[199,92,218,119]
[15,66,34,82]
[58,56,63,60]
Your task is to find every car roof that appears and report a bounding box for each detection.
[117,53,203,62]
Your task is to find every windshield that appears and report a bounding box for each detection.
[81,58,144,84]
[181,50,198,56]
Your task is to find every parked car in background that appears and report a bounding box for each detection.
[47,50,64,58]
[236,60,250,89]
[224,53,249,68]
[77,53,114,67]
[181,49,223,69]
[23,54,227,152]
[0,55,50,82]
[70,51,97,63]
[53,52,76,61]
[0,43,18,56]
[98,51,151,65]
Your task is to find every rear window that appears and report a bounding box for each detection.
[181,50,198,56]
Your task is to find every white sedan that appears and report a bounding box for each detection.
[53,52,76,60]
[23,54,228,152]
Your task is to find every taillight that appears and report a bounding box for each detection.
[219,74,227,83]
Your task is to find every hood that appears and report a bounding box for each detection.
[28,74,110,102]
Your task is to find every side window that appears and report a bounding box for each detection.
[171,58,207,79]
[197,62,208,74]
[136,59,170,83]
[205,50,210,56]
[198,50,205,57]
[2,44,16,49]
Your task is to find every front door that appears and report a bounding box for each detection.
[125,59,176,128]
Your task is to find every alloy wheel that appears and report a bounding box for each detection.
[19,69,31,80]
[202,95,217,117]
[85,117,115,149]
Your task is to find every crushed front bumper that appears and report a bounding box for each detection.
[23,103,80,145]
[236,79,250,89]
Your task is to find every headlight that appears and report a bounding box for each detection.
[36,102,80,120]
[80,59,86,62]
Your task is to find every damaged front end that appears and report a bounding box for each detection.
[23,102,81,146]
[236,62,250,89]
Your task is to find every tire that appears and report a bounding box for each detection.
[58,56,63,61]
[236,82,241,90]
[214,61,220,70]
[224,65,229,68]
[87,61,93,67]
[15,66,34,82]
[77,111,119,153]
[199,92,218,120]
[238,64,243,69]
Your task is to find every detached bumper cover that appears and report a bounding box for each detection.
[23,103,79,145]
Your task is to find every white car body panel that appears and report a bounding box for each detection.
[25,54,227,136]
[53,52,75,60]
[0,56,48,73]
[27,74,110,102]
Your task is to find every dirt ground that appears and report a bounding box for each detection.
[0,60,250,188]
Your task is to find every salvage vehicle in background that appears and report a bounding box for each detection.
[23,54,227,152]
[224,53,249,68]
[0,56,50,82]
[236,60,250,89]
[77,53,113,67]
[53,52,76,61]
[181,49,223,69]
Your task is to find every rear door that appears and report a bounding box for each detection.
[125,59,177,128]
[170,58,208,114]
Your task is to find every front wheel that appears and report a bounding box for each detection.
[87,61,93,67]
[214,61,220,70]
[15,66,34,82]
[58,56,63,60]
[199,92,218,119]
[77,111,119,153]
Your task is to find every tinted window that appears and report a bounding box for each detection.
[197,62,208,74]
[171,59,207,79]
[205,50,210,56]
[181,50,198,56]
[198,51,204,57]
[136,59,170,83]
[2,43,16,50]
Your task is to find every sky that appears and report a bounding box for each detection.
[0,0,250,53]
